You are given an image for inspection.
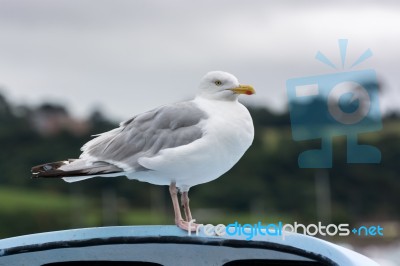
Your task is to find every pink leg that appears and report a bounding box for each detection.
[169,183,197,231]
[181,191,193,222]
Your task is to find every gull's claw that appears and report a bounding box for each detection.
[176,219,199,232]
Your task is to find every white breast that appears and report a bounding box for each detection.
[132,97,254,191]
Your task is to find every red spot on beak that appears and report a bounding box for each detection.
[246,90,253,95]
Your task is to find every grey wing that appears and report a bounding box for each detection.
[80,101,208,171]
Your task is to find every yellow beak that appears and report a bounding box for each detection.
[230,84,255,95]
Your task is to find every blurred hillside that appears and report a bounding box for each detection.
[0,92,399,242]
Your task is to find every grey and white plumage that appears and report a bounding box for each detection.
[32,71,255,231]
[80,101,207,173]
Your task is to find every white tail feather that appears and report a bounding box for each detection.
[62,176,95,183]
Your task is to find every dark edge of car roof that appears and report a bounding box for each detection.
[0,235,337,266]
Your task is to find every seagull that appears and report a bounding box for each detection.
[31,71,255,231]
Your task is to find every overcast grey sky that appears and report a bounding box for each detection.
[0,0,399,120]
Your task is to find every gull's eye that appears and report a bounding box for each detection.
[214,80,222,86]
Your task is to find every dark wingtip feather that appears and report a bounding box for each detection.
[31,159,123,179]
[31,160,70,178]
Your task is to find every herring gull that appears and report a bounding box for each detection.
[31,71,255,231]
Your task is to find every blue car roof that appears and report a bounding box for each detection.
[0,225,378,266]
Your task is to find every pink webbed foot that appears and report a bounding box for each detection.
[175,219,199,232]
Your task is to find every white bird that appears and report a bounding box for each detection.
[32,71,255,231]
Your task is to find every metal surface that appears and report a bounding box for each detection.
[0,226,378,266]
